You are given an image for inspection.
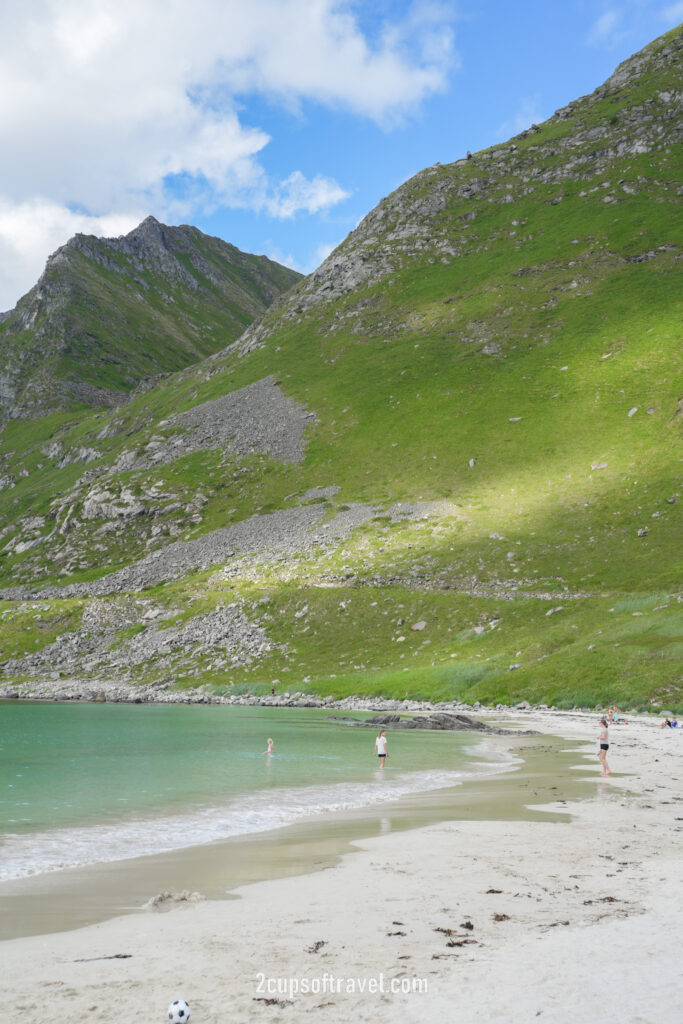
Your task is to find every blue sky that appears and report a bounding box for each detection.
[0,0,681,309]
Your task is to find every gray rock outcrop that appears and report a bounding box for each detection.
[331,712,537,734]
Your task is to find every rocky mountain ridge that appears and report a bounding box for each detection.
[235,29,681,357]
[0,217,301,420]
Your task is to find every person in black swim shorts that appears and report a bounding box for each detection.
[598,718,611,776]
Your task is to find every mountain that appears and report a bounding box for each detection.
[0,217,301,420]
[0,26,681,713]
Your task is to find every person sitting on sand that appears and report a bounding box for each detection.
[262,737,275,755]
[661,718,673,729]
[612,707,628,725]
[375,729,388,768]
[598,718,611,776]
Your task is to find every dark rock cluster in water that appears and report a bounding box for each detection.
[329,712,538,735]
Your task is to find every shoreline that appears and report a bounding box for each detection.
[1,728,579,940]
[0,675,665,721]
[3,710,681,1023]
[0,726,517,894]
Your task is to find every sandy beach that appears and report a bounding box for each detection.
[3,709,682,1024]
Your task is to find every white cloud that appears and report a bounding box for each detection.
[586,10,622,47]
[585,1,681,48]
[659,1,683,23]
[496,95,545,140]
[264,237,343,276]
[264,172,350,219]
[262,245,301,273]
[0,0,455,307]
[312,239,340,266]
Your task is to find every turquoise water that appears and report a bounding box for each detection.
[0,702,506,881]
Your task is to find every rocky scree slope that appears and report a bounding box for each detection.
[0,216,301,420]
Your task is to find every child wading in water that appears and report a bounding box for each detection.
[262,738,275,756]
[375,729,388,768]
[598,719,611,776]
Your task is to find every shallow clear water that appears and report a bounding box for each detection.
[0,701,506,880]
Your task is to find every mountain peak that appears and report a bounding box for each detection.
[134,214,162,230]
[0,222,301,420]
[125,214,166,244]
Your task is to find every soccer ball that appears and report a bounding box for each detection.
[168,999,190,1022]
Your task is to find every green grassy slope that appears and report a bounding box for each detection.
[0,27,681,710]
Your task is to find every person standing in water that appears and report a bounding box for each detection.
[375,729,388,768]
[262,737,275,756]
[598,719,611,776]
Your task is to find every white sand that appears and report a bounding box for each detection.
[4,711,682,1024]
